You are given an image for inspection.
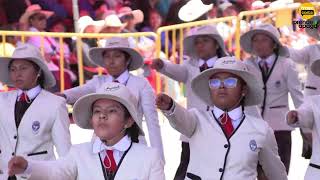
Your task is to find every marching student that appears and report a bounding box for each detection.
[240,24,304,173]
[7,82,165,180]
[0,44,71,180]
[286,57,320,180]
[151,25,260,179]
[58,37,165,162]
[156,56,287,180]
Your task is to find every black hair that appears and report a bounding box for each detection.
[120,104,140,143]
[8,60,45,88]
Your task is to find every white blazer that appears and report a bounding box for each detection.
[287,96,320,180]
[289,45,320,96]
[164,103,287,180]
[17,142,165,180]
[0,90,71,180]
[245,56,304,131]
[63,74,164,161]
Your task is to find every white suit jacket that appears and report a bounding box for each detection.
[63,74,164,161]
[245,56,304,131]
[288,96,320,180]
[0,90,71,180]
[289,45,320,96]
[164,103,287,180]
[19,142,165,180]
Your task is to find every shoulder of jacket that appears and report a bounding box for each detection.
[42,90,66,104]
[245,115,270,135]
[69,142,92,154]
[130,143,158,156]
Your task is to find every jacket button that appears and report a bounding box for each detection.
[14,135,17,139]
[219,168,223,172]
[224,144,229,148]
[12,152,15,156]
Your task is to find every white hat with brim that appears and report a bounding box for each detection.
[240,24,289,57]
[0,44,56,89]
[178,0,213,22]
[73,82,144,135]
[305,16,320,41]
[97,14,127,33]
[89,37,143,71]
[19,4,54,25]
[184,25,227,58]
[191,56,264,106]
[118,7,144,24]
[77,16,105,33]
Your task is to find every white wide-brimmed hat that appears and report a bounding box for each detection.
[98,14,127,32]
[240,24,289,56]
[305,16,320,41]
[89,37,143,71]
[178,0,213,22]
[19,4,54,25]
[191,56,264,106]
[73,82,144,135]
[184,25,227,58]
[118,7,144,24]
[77,16,105,33]
[0,44,56,88]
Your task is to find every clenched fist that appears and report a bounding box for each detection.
[8,156,28,176]
[286,110,298,125]
[156,93,173,111]
[151,58,164,70]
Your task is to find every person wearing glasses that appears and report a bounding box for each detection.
[7,82,165,180]
[156,56,287,180]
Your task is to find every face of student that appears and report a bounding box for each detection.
[29,13,47,31]
[209,72,247,111]
[251,33,276,58]
[149,11,162,30]
[9,59,40,90]
[102,49,130,77]
[91,99,134,144]
[194,35,218,60]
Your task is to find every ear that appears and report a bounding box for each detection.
[124,117,135,129]
[241,84,248,97]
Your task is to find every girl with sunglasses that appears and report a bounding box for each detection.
[156,56,287,180]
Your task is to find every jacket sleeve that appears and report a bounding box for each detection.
[51,99,71,157]
[288,47,310,65]
[139,80,165,162]
[148,149,165,180]
[163,102,197,138]
[286,59,304,108]
[259,126,288,180]
[63,76,98,104]
[287,97,314,129]
[158,59,189,83]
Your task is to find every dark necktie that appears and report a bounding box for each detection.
[200,63,209,72]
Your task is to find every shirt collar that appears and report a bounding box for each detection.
[107,70,130,84]
[213,106,243,121]
[198,56,218,67]
[17,85,42,100]
[256,53,276,67]
[92,135,131,154]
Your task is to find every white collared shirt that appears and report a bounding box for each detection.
[17,85,42,101]
[106,70,130,85]
[213,106,244,129]
[93,135,131,165]
[198,56,218,68]
[256,53,276,68]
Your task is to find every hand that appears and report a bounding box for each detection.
[151,58,164,70]
[287,110,298,124]
[156,93,173,110]
[8,156,28,176]
[55,92,67,99]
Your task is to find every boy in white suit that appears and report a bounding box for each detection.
[0,44,71,180]
[156,56,287,180]
[240,24,304,173]
[287,58,320,180]
[58,37,165,162]
[7,82,165,180]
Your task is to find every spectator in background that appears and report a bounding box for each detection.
[3,0,28,24]
[19,4,53,31]
[79,0,99,19]
[118,7,144,33]
[99,14,126,34]
[93,0,111,20]
[30,0,68,19]
[0,25,18,57]
[217,2,239,17]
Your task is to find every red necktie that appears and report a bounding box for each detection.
[19,92,30,102]
[220,113,234,138]
[104,150,117,173]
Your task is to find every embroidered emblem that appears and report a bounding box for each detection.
[249,140,257,151]
[32,121,40,134]
[275,80,281,88]
[105,85,120,91]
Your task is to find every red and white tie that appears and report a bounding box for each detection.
[104,150,117,173]
[220,113,234,138]
[19,92,30,102]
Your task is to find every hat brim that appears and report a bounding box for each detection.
[311,59,320,77]
[240,29,289,57]
[183,34,227,57]
[305,16,320,41]
[19,10,54,25]
[89,47,144,71]
[73,93,144,135]
[191,68,264,106]
[0,56,56,89]
[178,0,213,22]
